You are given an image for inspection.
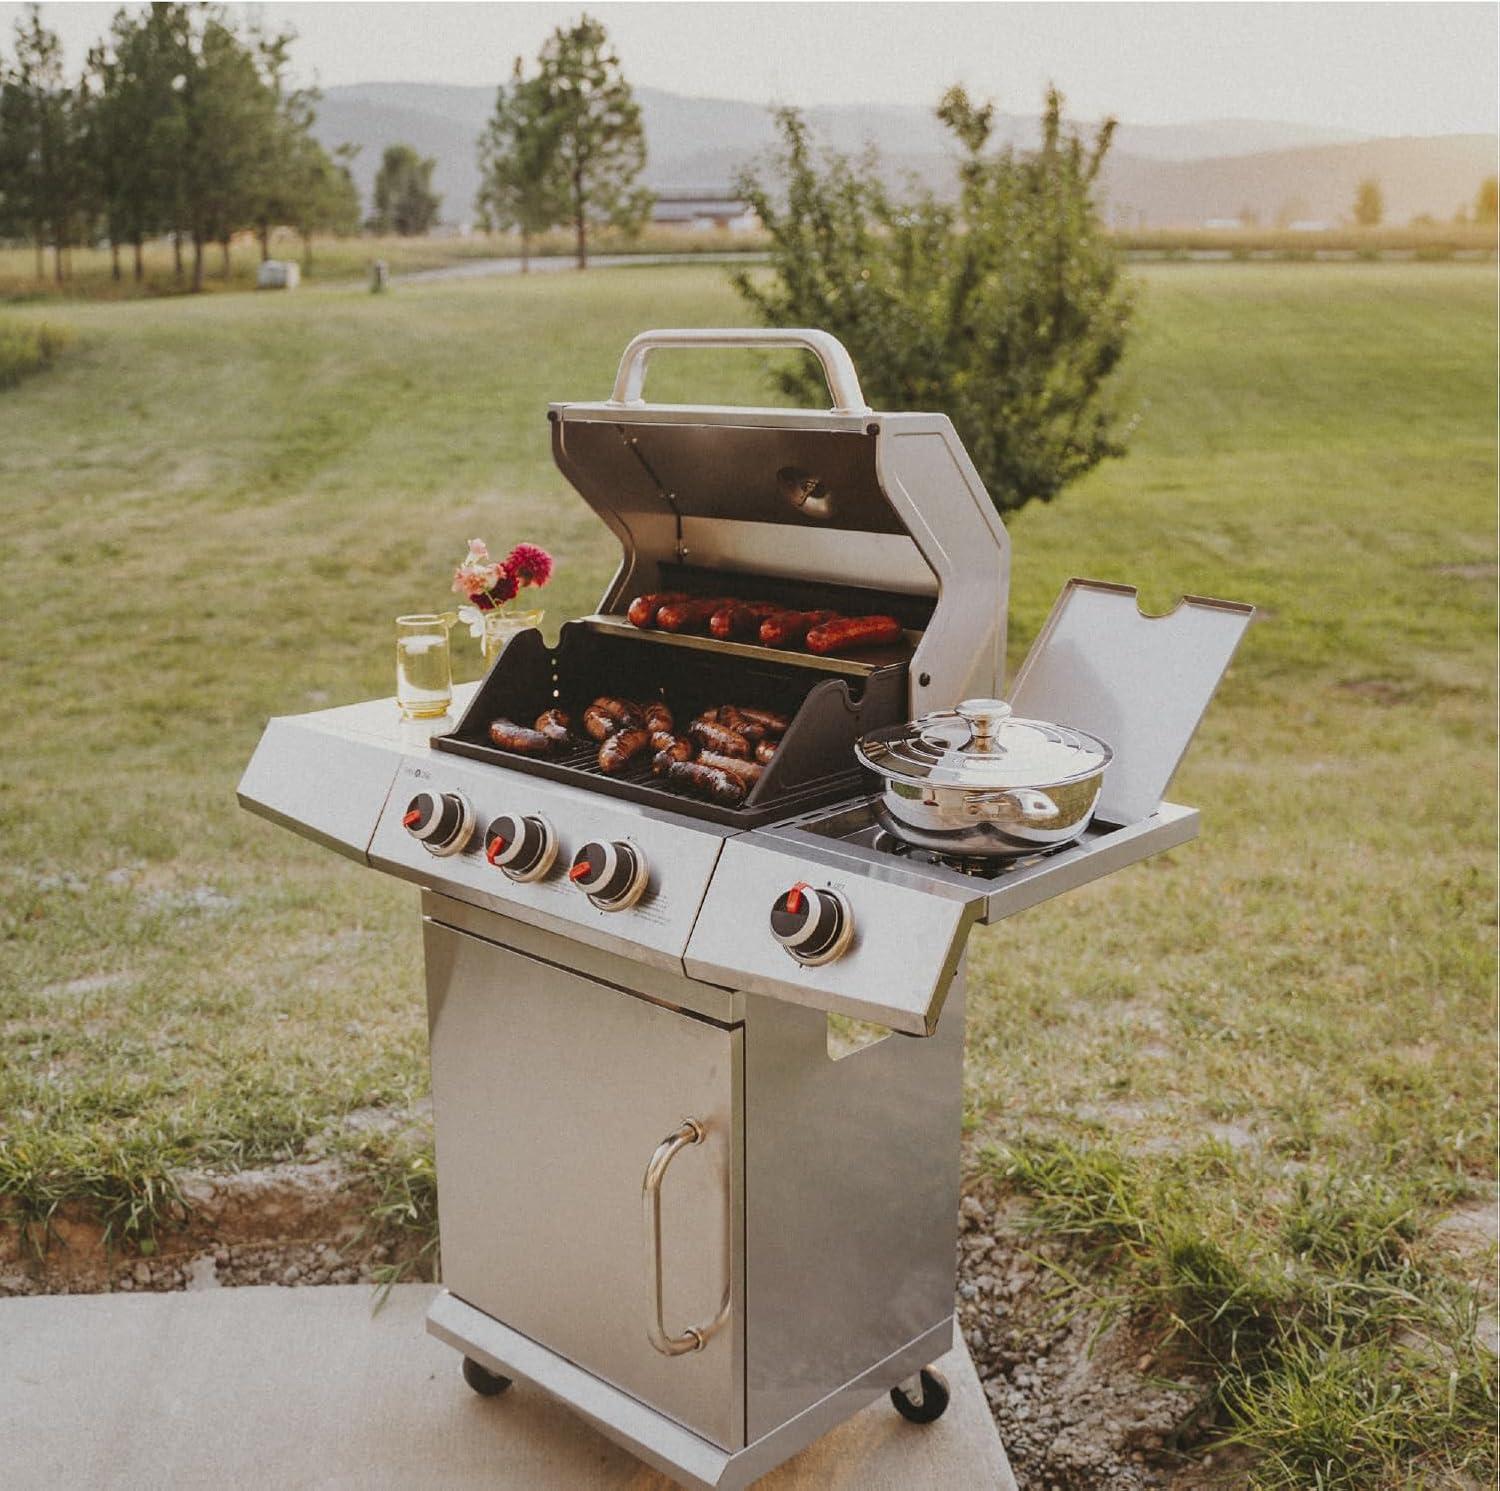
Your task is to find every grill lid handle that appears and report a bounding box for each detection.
[608,328,872,416]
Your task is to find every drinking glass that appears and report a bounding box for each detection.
[395,613,455,719]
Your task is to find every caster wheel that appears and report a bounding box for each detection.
[462,1356,513,1397]
[890,1366,950,1424]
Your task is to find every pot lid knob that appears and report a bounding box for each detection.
[956,698,1012,749]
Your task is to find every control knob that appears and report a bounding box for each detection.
[769,882,853,965]
[401,791,475,857]
[483,814,558,882]
[569,840,649,910]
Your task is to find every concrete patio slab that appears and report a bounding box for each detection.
[0,1284,1014,1490]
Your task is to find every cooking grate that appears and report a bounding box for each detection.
[435,623,907,827]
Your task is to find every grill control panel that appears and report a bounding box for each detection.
[370,757,727,976]
[686,837,976,1036]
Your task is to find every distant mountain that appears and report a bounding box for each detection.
[1100,133,1498,228]
[310,81,1491,229]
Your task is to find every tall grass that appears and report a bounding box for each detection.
[0,318,71,386]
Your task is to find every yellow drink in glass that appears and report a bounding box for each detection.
[396,614,454,719]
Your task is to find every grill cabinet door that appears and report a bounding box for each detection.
[423,920,743,1450]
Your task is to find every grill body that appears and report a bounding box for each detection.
[238,330,1251,1487]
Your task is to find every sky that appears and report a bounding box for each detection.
[3,1,1496,138]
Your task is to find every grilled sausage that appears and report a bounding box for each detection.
[805,615,904,655]
[627,592,688,628]
[698,750,764,789]
[688,719,752,759]
[656,598,731,633]
[754,738,779,765]
[650,730,693,764]
[598,726,651,774]
[643,700,674,735]
[583,696,644,740]
[534,708,572,746]
[489,719,556,754]
[582,705,617,741]
[729,704,791,736]
[657,759,746,807]
[715,706,767,745]
[758,608,838,648]
[709,601,780,640]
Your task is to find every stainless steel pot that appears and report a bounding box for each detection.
[855,698,1113,860]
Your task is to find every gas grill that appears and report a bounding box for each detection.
[239,329,1251,1488]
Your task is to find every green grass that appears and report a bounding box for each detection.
[0,260,1493,1484]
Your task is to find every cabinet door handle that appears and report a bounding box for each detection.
[642,1117,725,1356]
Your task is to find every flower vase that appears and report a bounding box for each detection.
[481,607,545,664]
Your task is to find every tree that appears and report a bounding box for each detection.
[369,144,441,235]
[533,16,650,268]
[288,139,360,264]
[476,58,566,271]
[80,5,183,283]
[1475,176,1498,227]
[733,87,1135,516]
[1353,177,1383,228]
[0,7,81,283]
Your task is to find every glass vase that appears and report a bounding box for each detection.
[481,607,545,664]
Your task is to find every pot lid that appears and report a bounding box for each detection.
[856,698,1112,791]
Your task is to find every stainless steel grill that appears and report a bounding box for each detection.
[239,328,1252,1488]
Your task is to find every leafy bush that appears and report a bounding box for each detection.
[0,318,71,388]
[734,87,1135,515]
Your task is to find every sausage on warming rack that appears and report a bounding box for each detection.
[804,615,904,655]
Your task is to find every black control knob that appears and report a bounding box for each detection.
[769,883,853,965]
[569,840,648,909]
[483,814,558,882]
[402,791,475,857]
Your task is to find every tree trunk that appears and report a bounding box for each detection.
[133,238,144,282]
[192,233,204,293]
[521,230,530,274]
[221,238,231,279]
[53,237,64,284]
[258,224,270,261]
[111,240,121,281]
[33,233,43,280]
[574,171,587,269]
[300,230,312,269]
[174,233,184,279]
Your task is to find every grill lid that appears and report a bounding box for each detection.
[856,698,1111,791]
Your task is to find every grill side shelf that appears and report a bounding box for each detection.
[433,623,908,828]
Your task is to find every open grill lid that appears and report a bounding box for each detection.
[549,328,1014,717]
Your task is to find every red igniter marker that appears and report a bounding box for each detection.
[569,862,593,882]
[402,809,422,827]
[486,837,506,865]
[786,882,809,915]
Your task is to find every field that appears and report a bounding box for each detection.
[0,225,760,302]
[1,261,1494,1486]
[2,220,1491,303]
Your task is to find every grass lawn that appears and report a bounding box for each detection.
[1,262,1494,1486]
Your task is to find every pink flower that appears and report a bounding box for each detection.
[452,560,501,599]
[466,538,490,561]
[486,569,520,605]
[505,542,553,587]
